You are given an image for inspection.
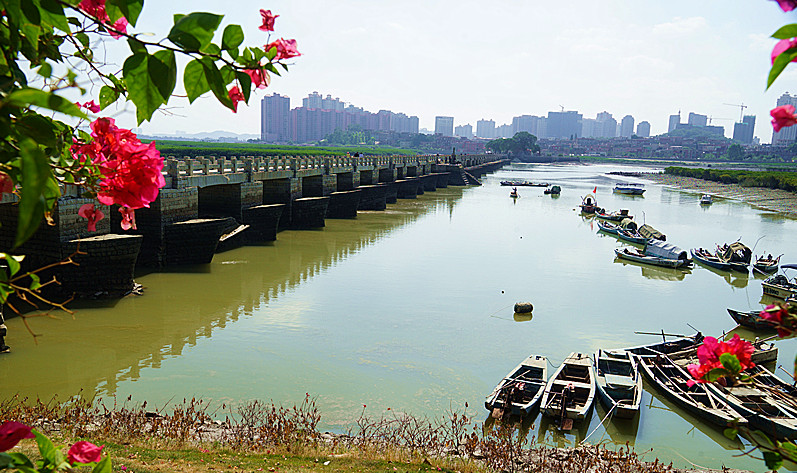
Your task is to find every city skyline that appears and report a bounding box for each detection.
[91,1,797,144]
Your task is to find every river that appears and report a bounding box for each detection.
[3,162,795,471]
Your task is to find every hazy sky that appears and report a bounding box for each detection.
[91,0,797,143]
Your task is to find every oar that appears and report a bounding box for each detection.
[634,331,686,338]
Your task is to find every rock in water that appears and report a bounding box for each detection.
[514,302,533,314]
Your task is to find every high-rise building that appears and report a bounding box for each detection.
[476,119,496,138]
[668,113,681,133]
[302,91,323,109]
[454,124,473,139]
[496,124,513,138]
[260,93,290,142]
[620,115,634,138]
[594,112,617,138]
[581,118,598,138]
[512,115,546,137]
[773,93,797,145]
[733,115,756,144]
[546,111,582,139]
[435,116,454,136]
[688,112,708,127]
[636,121,651,138]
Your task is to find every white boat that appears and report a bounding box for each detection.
[762,265,797,300]
[613,183,645,195]
[700,194,712,205]
[541,352,596,425]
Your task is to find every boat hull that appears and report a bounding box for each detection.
[691,249,732,271]
[541,352,596,422]
[762,280,797,300]
[726,308,777,331]
[594,350,642,419]
[615,249,690,269]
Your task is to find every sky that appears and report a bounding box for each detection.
[85,0,797,143]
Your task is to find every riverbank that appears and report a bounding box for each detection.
[644,173,797,216]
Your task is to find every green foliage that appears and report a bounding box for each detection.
[485,132,540,156]
[665,166,797,193]
[322,125,375,146]
[151,140,417,158]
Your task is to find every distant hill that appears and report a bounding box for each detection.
[141,130,260,142]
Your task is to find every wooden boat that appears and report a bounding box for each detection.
[615,221,647,245]
[624,332,704,357]
[726,308,778,331]
[754,254,782,274]
[510,190,519,198]
[626,332,777,365]
[700,194,712,205]
[596,208,632,222]
[634,354,747,429]
[749,365,797,399]
[614,247,691,269]
[613,183,646,195]
[597,219,621,235]
[544,185,561,195]
[707,375,797,440]
[579,193,601,214]
[762,265,797,300]
[541,352,596,425]
[594,349,642,419]
[691,248,733,271]
[715,242,752,273]
[484,355,548,418]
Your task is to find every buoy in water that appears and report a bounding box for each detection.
[513,302,533,314]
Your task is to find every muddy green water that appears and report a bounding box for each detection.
[3,163,796,471]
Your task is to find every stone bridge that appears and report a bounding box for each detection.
[0,153,508,303]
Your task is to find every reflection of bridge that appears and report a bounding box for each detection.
[0,153,507,300]
[0,187,469,400]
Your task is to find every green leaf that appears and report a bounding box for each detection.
[37,62,52,78]
[76,32,89,48]
[16,115,57,148]
[106,0,143,26]
[772,24,797,40]
[152,49,177,100]
[722,427,738,440]
[781,440,797,462]
[183,59,210,103]
[123,52,174,124]
[704,367,731,383]
[38,0,70,32]
[127,37,146,54]
[15,139,52,248]
[33,430,58,466]
[6,88,86,118]
[719,352,741,374]
[221,24,243,51]
[768,48,797,90]
[167,12,223,52]
[91,455,112,473]
[199,58,233,110]
[764,451,783,470]
[0,453,14,469]
[28,273,41,290]
[99,85,119,109]
[235,70,251,102]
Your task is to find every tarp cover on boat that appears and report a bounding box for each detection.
[644,240,688,260]
[719,242,752,264]
[638,224,665,241]
[620,218,637,231]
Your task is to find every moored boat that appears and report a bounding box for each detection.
[544,185,561,195]
[500,180,549,187]
[580,193,601,214]
[485,355,548,418]
[700,194,713,205]
[691,248,733,272]
[615,220,647,245]
[706,377,797,440]
[634,354,747,429]
[726,308,778,331]
[594,349,642,419]
[615,247,691,269]
[638,224,666,242]
[715,242,752,273]
[596,208,632,222]
[541,352,596,426]
[613,183,646,195]
[754,254,782,274]
[624,332,704,357]
[762,265,797,300]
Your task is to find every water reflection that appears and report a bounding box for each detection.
[692,263,750,288]
[613,259,692,281]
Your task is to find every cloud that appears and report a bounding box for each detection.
[652,17,707,37]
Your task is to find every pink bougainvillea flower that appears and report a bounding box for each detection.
[760,303,794,337]
[771,104,797,132]
[245,68,270,89]
[264,38,300,61]
[228,86,245,112]
[686,335,755,384]
[772,38,797,65]
[78,100,102,113]
[0,172,14,194]
[119,207,136,231]
[259,9,278,31]
[0,421,35,452]
[77,0,106,18]
[108,16,128,39]
[775,0,797,11]
[67,441,104,464]
[71,117,165,213]
[78,203,105,232]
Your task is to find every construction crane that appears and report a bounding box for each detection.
[559,105,565,112]
[723,103,748,122]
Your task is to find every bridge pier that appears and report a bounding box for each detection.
[433,172,450,188]
[396,178,420,199]
[290,197,329,229]
[420,174,438,192]
[357,185,387,211]
[336,171,359,191]
[242,204,284,242]
[262,177,300,229]
[327,190,362,219]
